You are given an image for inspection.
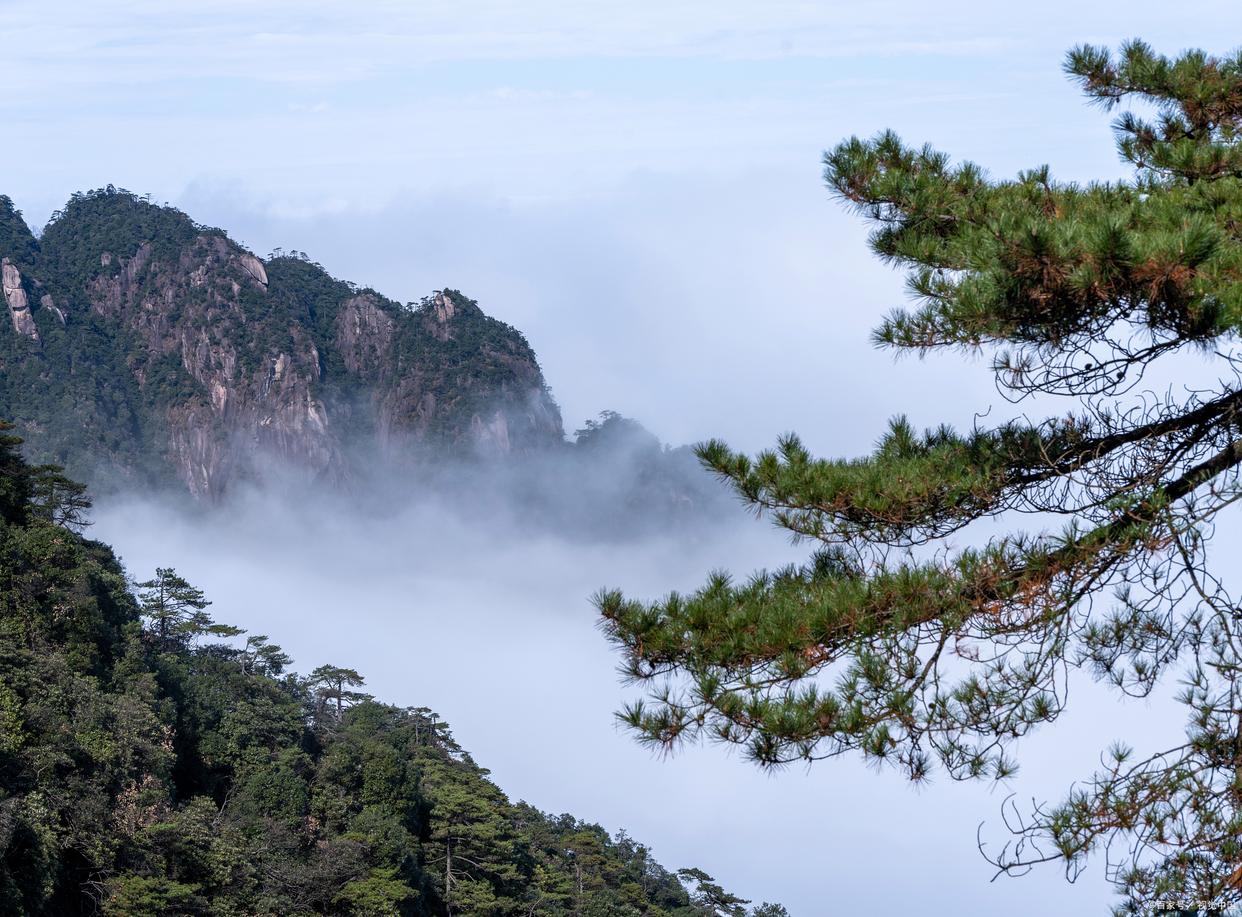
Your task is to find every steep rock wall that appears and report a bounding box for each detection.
[0,189,565,498]
[2,259,38,341]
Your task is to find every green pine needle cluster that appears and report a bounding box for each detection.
[599,39,1242,913]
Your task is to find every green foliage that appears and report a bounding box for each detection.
[38,186,224,297]
[264,254,365,371]
[0,432,780,915]
[600,40,1242,914]
[0,196,37,269]
[27,463,92,530]
[749,906,789,917]
[387,290,558,447]
[0,422,34,525]
[0,193,179,491]
[310,663,371,719]
[137,566,241,647]
[677,867,750,916]
[104,875,203,916]
[335,866,417,916]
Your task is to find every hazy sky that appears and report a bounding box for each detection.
[11,2,1242,913]
[5,0,1240,452]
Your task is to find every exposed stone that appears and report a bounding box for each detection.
[2,258,38,341]
[334,295,395,376]
[210,380,229,414]
[237,253,268,289]
[40,294,66,325]
[89,243,153,319]
[0,202,564,498]
[472,410,512,455]
[432,291,456,324]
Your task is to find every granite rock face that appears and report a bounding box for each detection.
[0,189,565,497]
[2,258,38,341]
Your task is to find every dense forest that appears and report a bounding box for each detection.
[0,426,784,916]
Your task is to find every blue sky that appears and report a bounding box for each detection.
[11,2,1242,913]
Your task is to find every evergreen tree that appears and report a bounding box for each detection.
[309,663,371,719]
[0,421,33,525]
[135,567,241,645]
[751,905,789,917]
[239,633,292,677]
[419,756,521,915]
[27,464,92,530]
[677,868,750,917]
[598,39,1242,911]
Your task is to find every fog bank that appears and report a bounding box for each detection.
[91,473,1167,916]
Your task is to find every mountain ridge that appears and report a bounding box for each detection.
[0,189,564,498]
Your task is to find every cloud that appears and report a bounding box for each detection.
[0,0,1004,84]
[92,467,1166,916]
[15,0,1228,223]
[9,0,1239,110]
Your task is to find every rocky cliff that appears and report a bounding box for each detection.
[1,258,39,341]
[0,189,564,497]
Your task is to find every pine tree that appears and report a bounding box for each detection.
[308,664,371,719]
[239,634,292,677]
[598,40,1242,911]
[750,905,789,917]
[0,432,779,915]
[27,464,91,530]
[0,421,33,525]
[135,567,241,645]
[677,868,750,917]
[419,757,520,915]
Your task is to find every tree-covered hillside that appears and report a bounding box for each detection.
[0,426,784,916]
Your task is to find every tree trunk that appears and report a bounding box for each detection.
[575,861,583,916]
[445,837,453,916]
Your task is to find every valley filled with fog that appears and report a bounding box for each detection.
[92,470,1167,915]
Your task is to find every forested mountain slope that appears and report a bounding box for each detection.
[0,189,562,498]
[0,429,784,916]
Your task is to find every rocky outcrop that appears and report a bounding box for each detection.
[472,410,511,455]
[334,294,395,378]
[368,289,564,458]
[40,294,65,325]
[84,234,344,496]
[236,253,268,289]
[89,243,153,320]
[429,290,456,337]
[0,188,566,498]
[1,258,38,341]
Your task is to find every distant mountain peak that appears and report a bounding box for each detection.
[0,190,565,498]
